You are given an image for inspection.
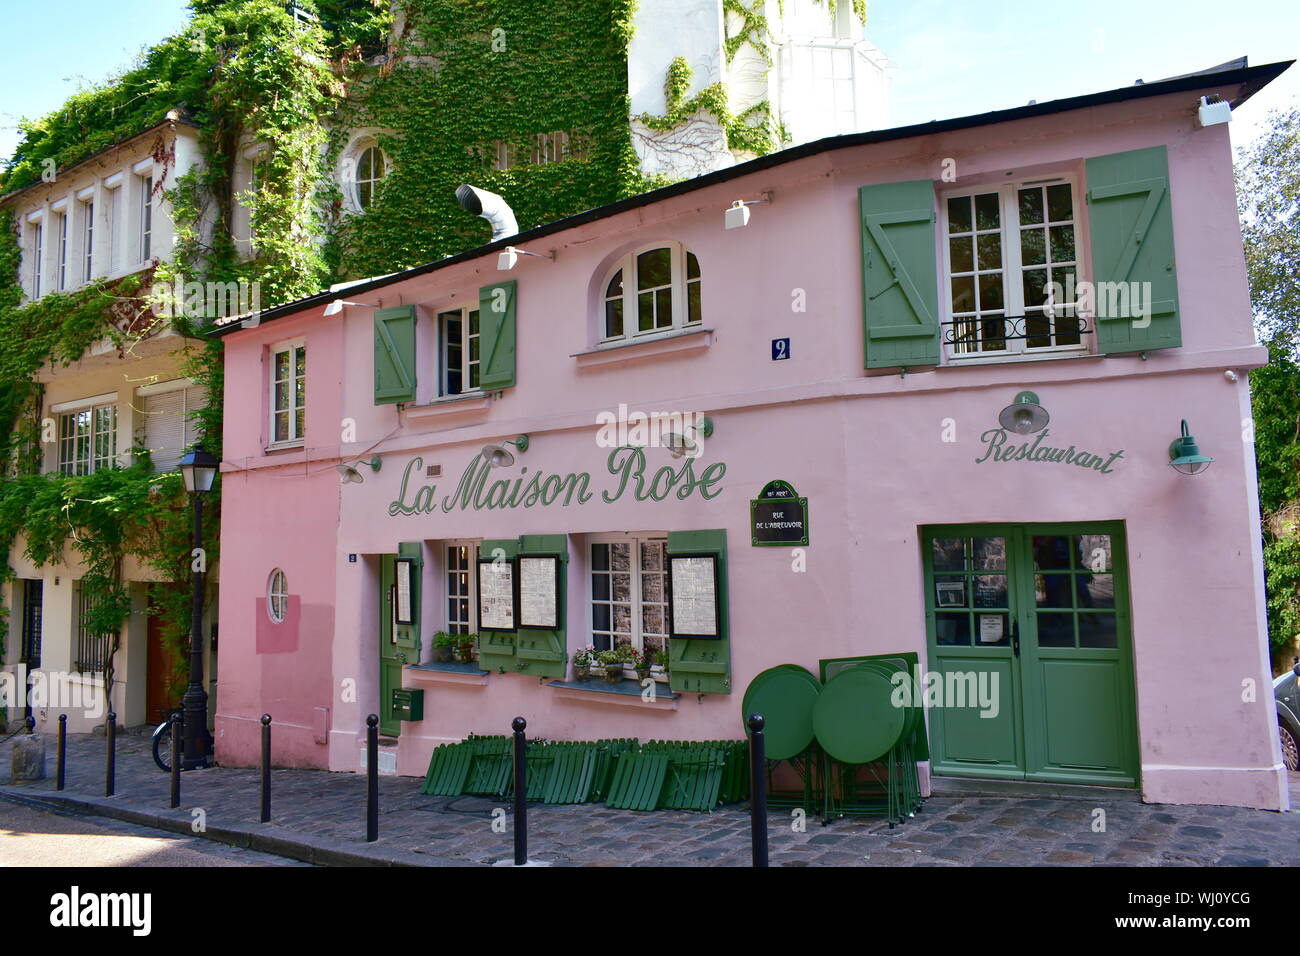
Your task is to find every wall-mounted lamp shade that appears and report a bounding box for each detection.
[324,299,366,316]
[497,247,519,271]
[337,455,381,484]
[1197,96,1232,128]
[998,391,1049,435]
[179,446,220,494]
[1168,419,1213,475]
[480,435,529,468]
[725,201,751,230]
[663,432,698,459]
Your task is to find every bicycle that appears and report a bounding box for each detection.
[151,708,213,772]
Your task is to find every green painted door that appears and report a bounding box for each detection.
[922,523,1138,787]
[379,554,403,737]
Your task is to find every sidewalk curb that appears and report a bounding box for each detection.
[0,788,479,867]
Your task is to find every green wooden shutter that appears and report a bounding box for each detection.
[514,534,568,679]
[478,280,516,389]
[394,541,422,655]
[476,538,518,672]
[373,305,417,404]
[667,529,731,695]
[1085,146,1181,353]
[859,180,940,369]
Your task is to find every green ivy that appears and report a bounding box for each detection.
[637,57,786,159]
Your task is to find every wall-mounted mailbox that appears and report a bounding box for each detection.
[391,688,424,722]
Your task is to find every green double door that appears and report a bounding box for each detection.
[922,523,1138,787]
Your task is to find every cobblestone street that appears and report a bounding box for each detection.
[3,731,1297,866]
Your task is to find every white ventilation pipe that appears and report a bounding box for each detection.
[456,184,518,241]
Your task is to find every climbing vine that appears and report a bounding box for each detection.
[637,56,786,158]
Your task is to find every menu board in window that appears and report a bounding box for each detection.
[477,558,517,631]
[394,557,415,625]
[518,555,560,630]
[668,554,720,639]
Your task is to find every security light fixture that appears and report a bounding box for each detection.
[1197,96,1232,128]
[1168,420,1213,475]
[497,246,555,271]
[337,455,382,484]
[998,391,1050,435]
[480,435,529,468]
[324,299,366,316]
[664,416,714,458]
[724,193,772,230]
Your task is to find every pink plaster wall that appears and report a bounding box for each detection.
[215,82,1285,808]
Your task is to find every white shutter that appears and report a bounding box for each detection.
[183,387,207,450]
[143,389,186,472]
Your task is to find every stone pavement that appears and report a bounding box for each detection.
[2,729,1298,866]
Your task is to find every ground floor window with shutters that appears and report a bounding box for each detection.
[589,534,669,658]
[940,177,1088,361]
[58,401,117,475]
[269,339,306,447]
[445,541,478,633]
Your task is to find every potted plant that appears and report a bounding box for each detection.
[432,631,455,663]
[454,633,477,663]
[652,648,670,683]
[572,645,595,680]
[632,647,651,682]
[596,648,624,683]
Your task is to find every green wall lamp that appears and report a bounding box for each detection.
[1168,420,1213,475]
[998,391,1050,435]
[337,455,381,484]
[665,416,714,459]
[481,435,529,468]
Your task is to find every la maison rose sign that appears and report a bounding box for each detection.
[389,446,727,517]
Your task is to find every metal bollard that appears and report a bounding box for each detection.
[56,715,66,791]
[170,711,182,809]
[260,714,272,823]
[512,716,528,866]
[105,711,116,797]
[748,714,769,868]
[366,714,378,842]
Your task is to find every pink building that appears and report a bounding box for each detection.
[212,59,1291,810]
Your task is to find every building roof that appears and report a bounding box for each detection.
[211,57,1291,338]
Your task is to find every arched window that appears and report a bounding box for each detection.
[268,569,288,623]
[354,145,387,210]
[600,243,702,343]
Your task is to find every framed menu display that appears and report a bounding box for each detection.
[518,555,560,630]
[477,557,517,631]
[394,557,415,625]
[668,553,720,639]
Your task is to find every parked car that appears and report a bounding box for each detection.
[1275,659,1300,772]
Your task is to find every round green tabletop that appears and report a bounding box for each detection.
[813,666,906,764]
[741,665,822,761]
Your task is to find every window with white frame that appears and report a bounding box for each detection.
[58,402,117,475]
[139,382,207,472]
[267,569,288,623]
[590,536,669,658]
[107,185,122,274]
[353,145,386,210]
[269,341,306,445]
[82,199,95,283]
[437,306,480,396]
[138,174,153,262]
[30,221,43,298]
[942,178,1085,360]
[601,244,702,343]
[56,211,69,291]
[445,543,476,634]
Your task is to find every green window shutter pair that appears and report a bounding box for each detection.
[514,534,568,679]
[371,280,517,405]
[859,145,1181,367]
[667,529,731,696]
[394,541,422,656]
[475,538,520,673]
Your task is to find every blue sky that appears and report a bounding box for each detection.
[1,0,1297,164]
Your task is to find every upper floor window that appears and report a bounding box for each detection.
[354,146,387,210]
[56,212,69,292]
[81,199,95,283]
[601,243,702,344]
[438,306,480,396]
[30,221,43,299]
[138,175,153,262]
[58,402,117,475]
[270,341,306,446]
[941,178,1085,361]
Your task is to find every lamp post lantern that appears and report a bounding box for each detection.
[178,445,219,770]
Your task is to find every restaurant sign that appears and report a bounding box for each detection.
[389,446,726,517]
[975,428,1124,474]
[750,479,809,546]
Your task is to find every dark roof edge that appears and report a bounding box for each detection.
[210,58,1291,338]
[0,114,200,207]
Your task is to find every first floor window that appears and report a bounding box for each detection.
[439,307,480,395]
[139,174,153,262]
[75,583,111,674]
[268,569,288,623]
[942,178,1084,360]
[58,403,117,475]
[31,221,43,298]
[590,536,669,658]
[270,341,306,444]
[446,543,475,633]
[601,243,702,343]
[56,212,69,291]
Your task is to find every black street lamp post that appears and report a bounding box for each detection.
[178,446,219,770]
